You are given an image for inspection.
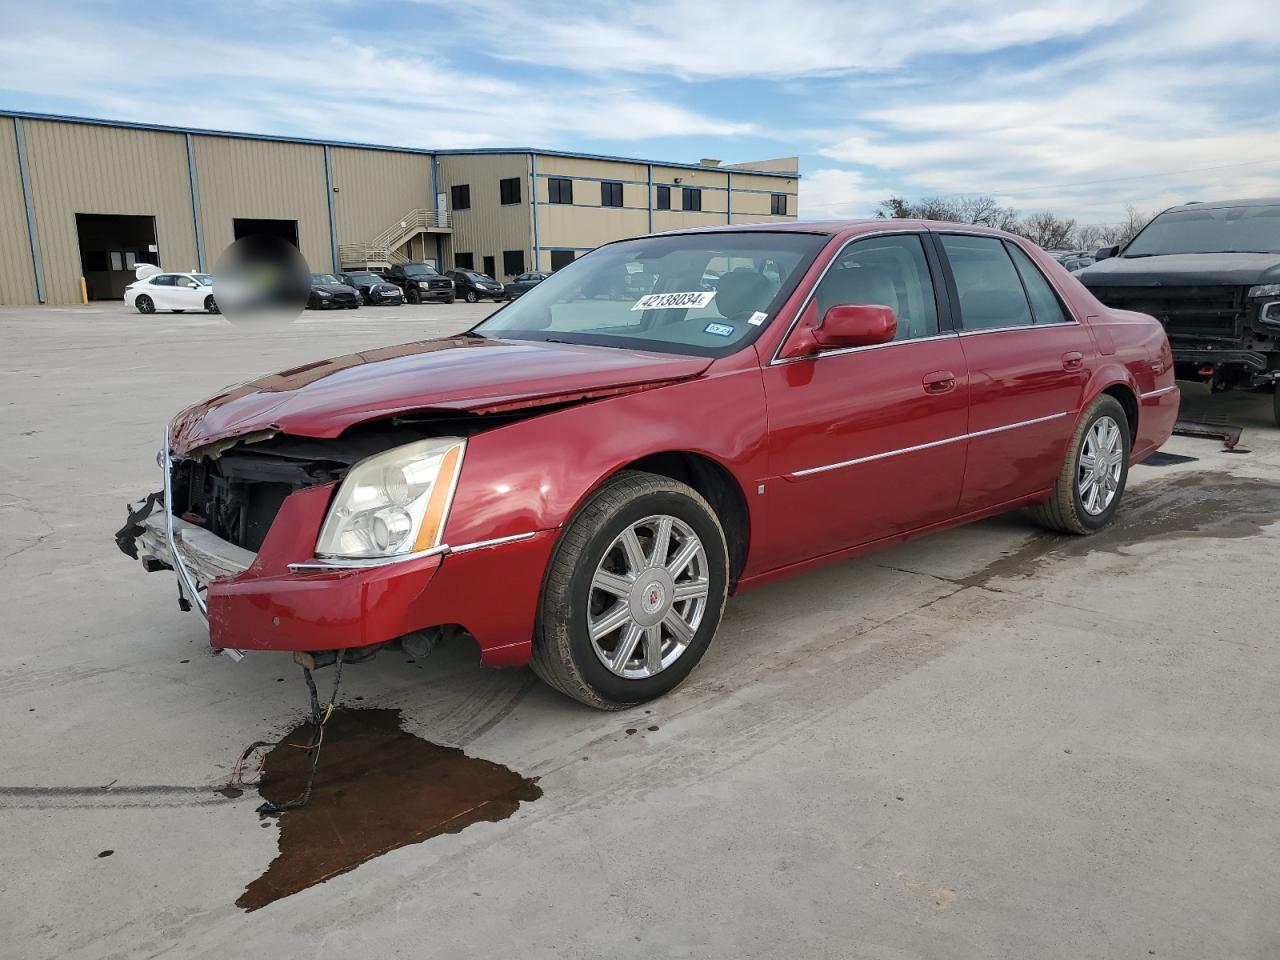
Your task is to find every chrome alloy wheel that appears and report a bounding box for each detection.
[1078,415,1123,515]
[587,515,710,679]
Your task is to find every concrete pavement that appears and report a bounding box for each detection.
[1,303,1277,959]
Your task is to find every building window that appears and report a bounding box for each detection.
[451,184,471,210]
[454,252,474,270]
[771,193,787,216]
[500,177,521,205]
[601,181,623,207]
[682,187,702,211]
[656,185,671,210]
[549,177,573,204]
[503,250,526,277]
[550,250,576,271]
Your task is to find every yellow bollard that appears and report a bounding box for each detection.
[79,276,88,304]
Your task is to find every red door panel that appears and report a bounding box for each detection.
[956,325,1095,511]
[756,335,969,571]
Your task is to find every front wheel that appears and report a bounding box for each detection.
[445,295,456,304]
[1030,394,1130,534]
[531,471,729,710]
[204,295,219,314]
[135,295,154,314]
[406,288,421,304]
[465,290,479,303]
[1272,385,1280,428]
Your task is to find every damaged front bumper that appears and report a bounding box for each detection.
[117,443,555,667]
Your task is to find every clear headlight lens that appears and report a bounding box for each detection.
[315,438,465,559]
[418,280,432,288]
[1247,283,1280,298]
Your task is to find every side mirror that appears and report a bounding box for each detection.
[779,301,897,358]
[1095,245,1120,261]
[814,303,896,348]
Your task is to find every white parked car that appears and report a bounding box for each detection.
[124,264,218,314]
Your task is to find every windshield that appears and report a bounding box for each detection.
[473,231,827,357]
[192,274,213,286]
[1125,204,1280,257]
[312,273,341,284]
[348,272,380,283]
[403,264,439,277]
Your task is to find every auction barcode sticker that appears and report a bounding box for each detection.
[631,291,716,311]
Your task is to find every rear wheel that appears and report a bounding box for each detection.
[531,471,729,710]
[135,295,154,314]
[1031,395,1130,534]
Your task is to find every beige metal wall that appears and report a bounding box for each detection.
[535,154,649,260]
[0,120,37,305]
[20,120,199,305]
[438,153,532,274]
[330,147,433,247]
[192,135,332,271]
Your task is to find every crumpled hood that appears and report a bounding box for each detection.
[1078,252,1280,287]
[170,336,711,454]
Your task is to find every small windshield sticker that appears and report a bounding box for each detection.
[632,291,716,311]
[748,311,768,326]
[704,322,735,337]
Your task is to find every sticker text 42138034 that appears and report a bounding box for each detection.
[631,291,716,311]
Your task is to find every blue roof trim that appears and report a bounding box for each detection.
[0,108,800,179]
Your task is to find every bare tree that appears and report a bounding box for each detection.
[1017,211,1078,250]
[876,194,1019,228]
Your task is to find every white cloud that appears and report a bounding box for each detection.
[0,5,750,147]
[429,0,1141,80]
[798,168,886,219]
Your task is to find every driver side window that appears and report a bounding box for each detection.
[812,234,939,341]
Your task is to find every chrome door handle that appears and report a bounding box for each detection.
[923,370,956,394]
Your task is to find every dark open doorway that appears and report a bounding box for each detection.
[233,218,299,247]
[482,255,496,279]
[76,213,157,300]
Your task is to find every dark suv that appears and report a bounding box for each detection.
[382,262,455,304]
[1078,198,1280,425]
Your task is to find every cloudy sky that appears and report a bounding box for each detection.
[2,0,1277,224]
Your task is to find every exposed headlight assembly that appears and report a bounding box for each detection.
[315,438,465,560]
[1247,284,1280,298]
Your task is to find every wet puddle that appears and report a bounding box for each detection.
[969,472,1280,588]
[238,707,540,912]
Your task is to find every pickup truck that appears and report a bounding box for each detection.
[1078,197,1280,425]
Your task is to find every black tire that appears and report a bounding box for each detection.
[135,295,154,314]
[204,295,219,314]
[347,303,359,309]
[531,470,729,710]
[1030,394,1131,534]
[446,295,456,304]
[465,290,479,303]
[407,288,421,304]
[173,309,185,314]
[1272,385,1280,429]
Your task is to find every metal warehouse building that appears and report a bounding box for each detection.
[0,111,799,306]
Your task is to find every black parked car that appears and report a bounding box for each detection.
[447,270,505,302]
[307,273,360,310]
[383,262,455,304]
[339,271,405,306]
[1078,197,1280,425]
[503,271,549,299]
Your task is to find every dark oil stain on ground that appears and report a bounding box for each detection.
[971,472,1280,588]
[237,707,541,912]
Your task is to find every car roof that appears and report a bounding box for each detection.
[1168,197,1280,212]
[643,218,1022,241]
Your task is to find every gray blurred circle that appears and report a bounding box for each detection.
[212,236,310,327]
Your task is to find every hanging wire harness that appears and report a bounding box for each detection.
[229,657,345,815]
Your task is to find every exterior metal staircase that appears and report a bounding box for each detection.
[338,208,451,269]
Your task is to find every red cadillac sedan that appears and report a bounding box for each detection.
[120,221,1178,709]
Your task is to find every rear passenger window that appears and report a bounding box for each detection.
[813,234,939,341]
[1006,243,1070,324]
[940,234,1033,331]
